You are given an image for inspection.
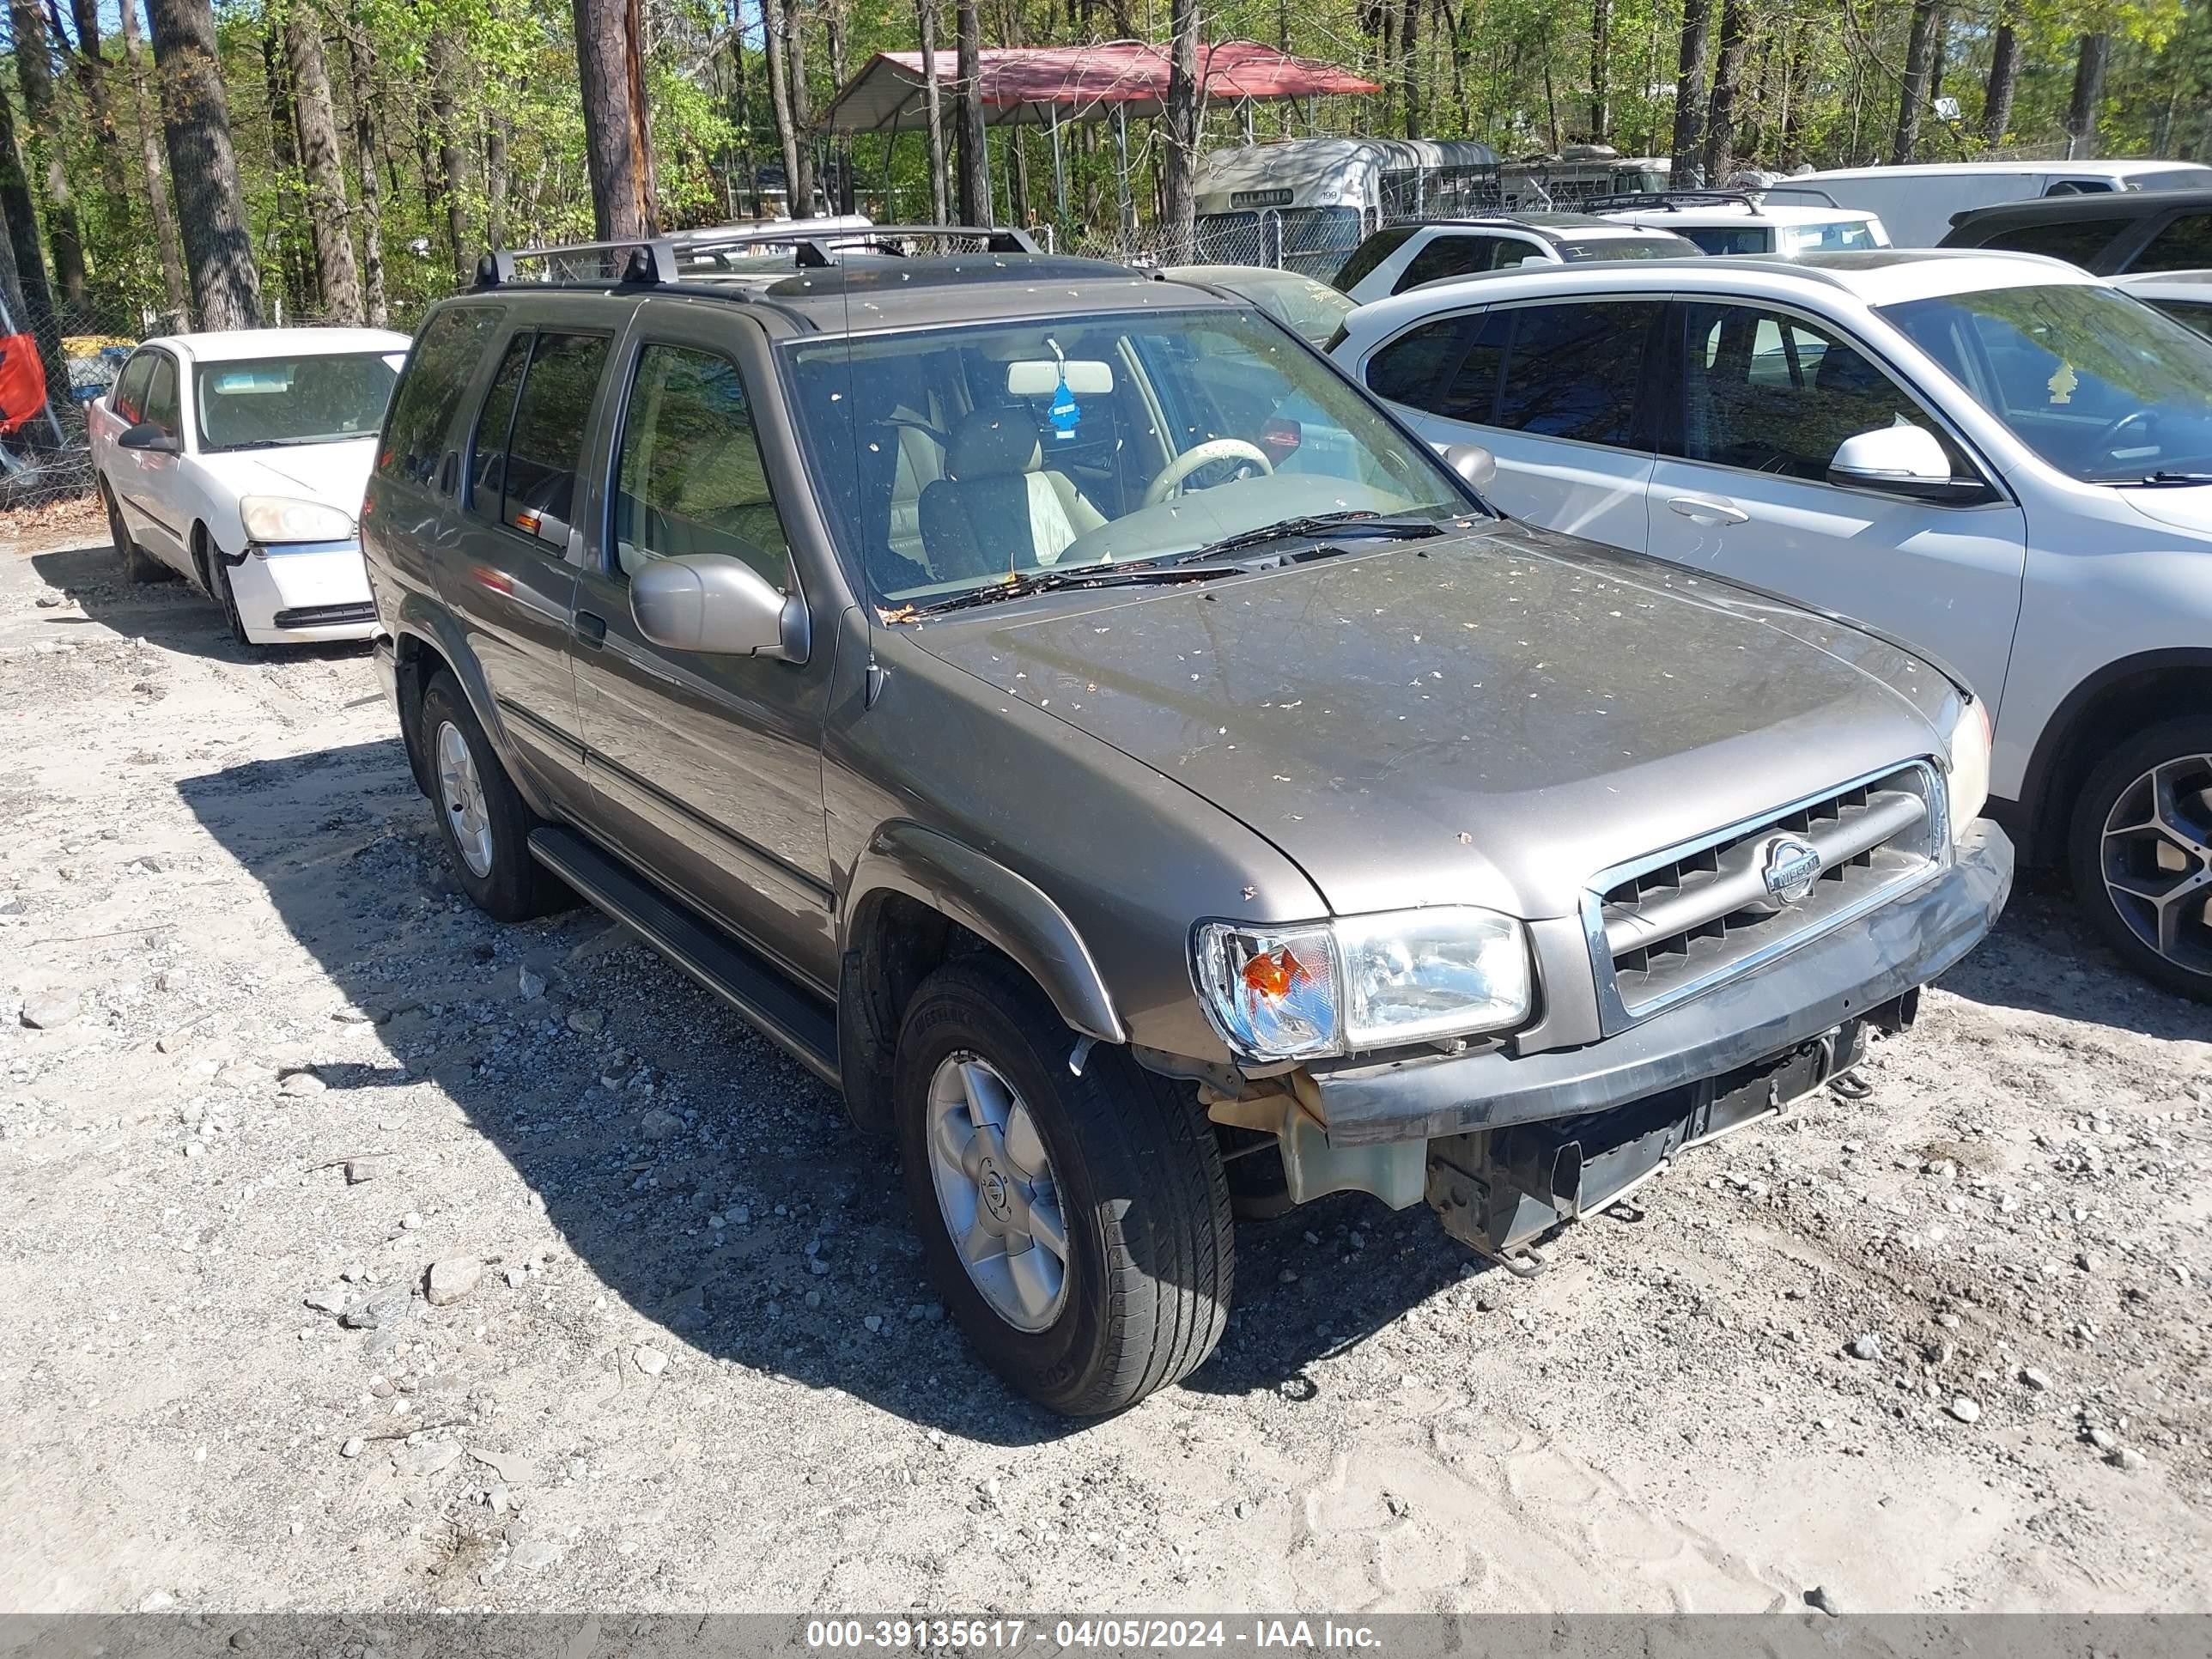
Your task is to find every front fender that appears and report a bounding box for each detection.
[842,821,1126,1046]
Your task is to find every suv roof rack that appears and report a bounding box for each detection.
[1583,189,1765,215]
[473,223,1044,289]
[1752,183,1844,208]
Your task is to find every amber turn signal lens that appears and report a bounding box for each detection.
[1241,946,1318,999]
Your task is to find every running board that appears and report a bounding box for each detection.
[527,826,841,1086]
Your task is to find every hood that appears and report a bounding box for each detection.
[195,439,377,526]
[909,525,1951,921]
[2122,483,2212,537]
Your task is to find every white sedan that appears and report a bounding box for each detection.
[88,326,412,646]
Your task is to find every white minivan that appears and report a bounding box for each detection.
[1783,160,2212,248]
[1333,249,2212,1001]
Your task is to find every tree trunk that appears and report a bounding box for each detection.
[486,112,511,248]
[1159,0,1203,260]
[64,0,131,204]
[955,0,987,223]
[1589,0,1610,143]
[285,2,362,322]
[9,0,88,303]
[727,0,758,216]
[1891,0,1939,164]
[918,0,949,223]
[762,0,805,217]
[344,21,387,325]
[1979,21,2019,148]
[1400,0,1421,137]
[122,0,191,326]
[428,33,474,282]
[1669,0,1711,185]
[145,0,263,330]
[1700,0,1747,184]
[776,0,816,215]
[572,0,659,237]
[826,0,854,215]
[2066,32,2108,160]
[262,24,314,313]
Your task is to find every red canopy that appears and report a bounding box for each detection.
[820,40,1382,132]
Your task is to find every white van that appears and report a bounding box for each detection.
[1781,160,2212,247]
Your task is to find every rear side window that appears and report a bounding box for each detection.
[1492,301,1661,446]
[1395,234,1504,293]
[467,334,532,510]
[2131,212,2212,274]
[1332,225,1418,293]
[1680,225,1772,256]
[1365,317,1467,405]
[1980,216,2130,269]
[486,331,611,542]
[112,351,155,423]
[380,305,503,487]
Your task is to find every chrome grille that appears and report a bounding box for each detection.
[1583,762,1948,1030]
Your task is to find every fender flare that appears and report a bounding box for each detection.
[388,596,556,818]
[842,823,1127,1046]
[2015,646,2212,859]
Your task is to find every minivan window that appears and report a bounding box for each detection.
[1674,301,1956,482]
[611,344,791,590]
[381,305,503,486]
[2133,211,2212,274]
[1882,282,2212,483]
[1981,216,2129,268]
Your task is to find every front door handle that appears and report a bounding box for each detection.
[574,611,608,646]
[1667,494,1750,526]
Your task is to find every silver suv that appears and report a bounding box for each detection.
[365,225,2010,1415]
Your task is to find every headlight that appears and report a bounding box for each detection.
[1194,907,1531,1063]
[1943,695,1990,842]
[240,495,355,544]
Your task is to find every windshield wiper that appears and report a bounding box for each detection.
[2124,471,2212,486]
[902,562,1245,617]
[216,434,361,451]
[1179,511,1447,562]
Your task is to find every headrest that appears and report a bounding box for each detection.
[948,409,1042,480]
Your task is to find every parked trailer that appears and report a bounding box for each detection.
[1192,137,1502,278]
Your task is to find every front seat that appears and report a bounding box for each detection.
[918,409,1108,583]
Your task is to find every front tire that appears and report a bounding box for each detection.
[895,956,1235,1416]
[418,670,567,922]
[2069,715,2212,1003]
[208,548,257,649]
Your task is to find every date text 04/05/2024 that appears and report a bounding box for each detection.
[804,1619,1383,1650]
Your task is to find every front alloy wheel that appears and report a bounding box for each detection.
[923,1052,1073,1332]
[2073,717,2212,1003]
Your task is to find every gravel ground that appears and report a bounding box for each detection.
[3,520,2209,1616]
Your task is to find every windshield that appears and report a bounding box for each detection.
[1226,273,1356,345]
[195,352,402,452]
[1559,234,1699,262]
[784,307,1473,608]
[1881,283,2212,483]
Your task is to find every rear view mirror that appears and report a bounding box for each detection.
[1007,359,1115,397]
[1828,424,1984,501]
[630,554,807,661]
[1439,441,1498,491]
[118,421,179,455]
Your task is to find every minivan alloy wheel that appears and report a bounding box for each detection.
[436,720,495,879]
[923,1051,1072,1332]
[2100,751,2212,980]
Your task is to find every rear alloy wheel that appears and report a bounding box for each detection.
[895,956,1234,1416]
[2070,716,2212,1003]
[416,670,568,922]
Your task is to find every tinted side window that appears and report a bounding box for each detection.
[1672,302,1958,482]
[1436,309,1513,422]
[2132,212,2212,274]
[499,332,611,541]
[1332,225,1417,292]
[1395,234,1500,293]
[112,351,155,423]
[380,305,503,487]
[1494,301,1660,446]
[611,344,792,590]
[1365,317,1468,406]
[1982,216,2130,268]
[468,334,531,513]
[143,354,179,435]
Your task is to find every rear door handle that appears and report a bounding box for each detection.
[1667,494,1750,526]
[574,611,607,646]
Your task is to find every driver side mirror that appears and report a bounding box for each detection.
[1828,425,1985,501]
[118,420,180,456]
[630,554,809,662]
[1436,441,1498,491]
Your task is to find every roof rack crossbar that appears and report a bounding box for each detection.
[1753,183,1844,208]
[476,223,1042,289]
[1583,188,1765,215]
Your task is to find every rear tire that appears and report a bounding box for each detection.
[101,481,167,585]
[418,670,567,922]
[894,955,1235,1416]
[2068,714,2212,1004]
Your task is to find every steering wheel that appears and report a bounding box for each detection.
[1141,438,1275,507]
[2092,406,2158,460]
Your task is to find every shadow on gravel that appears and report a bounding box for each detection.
[1935,868,2210,1043]
[27,541,368,667]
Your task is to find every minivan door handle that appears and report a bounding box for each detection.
[1667,494,1750,526]
[574,611,608,646]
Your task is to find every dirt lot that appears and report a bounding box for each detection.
[3,514,2209,1617]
